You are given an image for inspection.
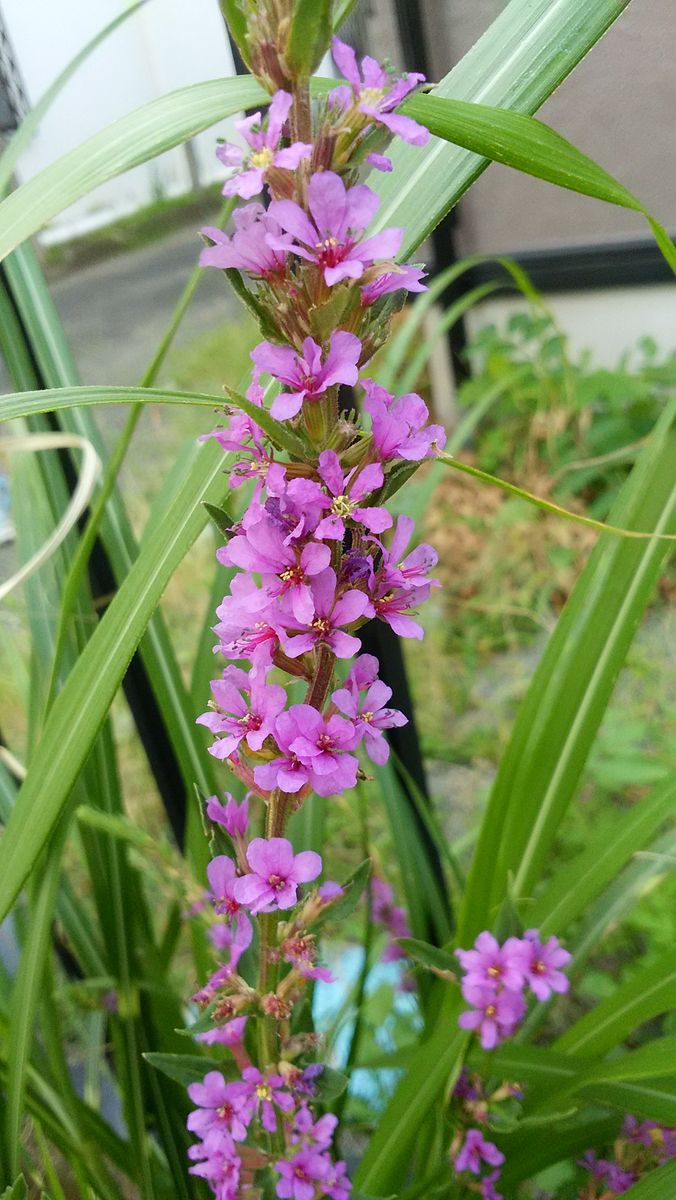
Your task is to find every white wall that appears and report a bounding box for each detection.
[2,0,239,241]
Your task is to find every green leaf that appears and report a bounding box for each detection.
[402,94,676,271]
[1,1178,27,1200]
[556,952,676,1057]
[529,777,676,936]
[459,401,676,942]
[365,0,634,261]
[143,1053,211,1088]
[218,0,251,69]
[0,76,266,263]
[355,1021,467,1193]
[0,384,225,424]
[222,384,310,458]
[287,0,332,77]
[395,939,456,974]
[311,858,371,931]
[0,2,147,198]
[0,439,229,925]
[314,1066,349,1103]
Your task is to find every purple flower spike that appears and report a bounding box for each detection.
[331,37,430,147]
[216,90,312,198]
[233,837,322,912]
[196,665,286,761]
[252,331,361,421]
[454,1129,505,1177]
[267,171,403,286]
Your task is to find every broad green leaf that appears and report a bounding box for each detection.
[314,1066,349,1102]
[0,76,266,263]
[459,401,676,942]
[556,952,676,1057]
[0,2,147,197]
[402,94,676,270]
[143,1053,210,1088]
[530,777,676,936]
[0,437,228,925]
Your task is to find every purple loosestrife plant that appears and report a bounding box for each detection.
[183,10,573,1198]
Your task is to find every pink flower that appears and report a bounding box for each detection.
[252,331,361,421]
[454,1129,505,1176]
[283,703,360,795]
[275,1148,331,1200]
[324,1160,352,1200]
[213,574,281,670]
[240,1066,295,1132]
[255,706,359,798]
[330,38,429,147]
[362,379,447,461]
[196,665,286,760]
[361,263,427,304]
[188,1133,241,1200]
[267,171,402,286]
[197,1015,248,1048]
[481,1170,504,1200]
[279,568,373,661]
[456,931,526,995]
[200,202,288,278]
[233,837,322,912]
[206,794,249,839]
[223,513,331,623]
[217,91,312,198]
[312,451,392,540]
[318,881,344,902]
[206,856,253,967]
[187,1071,251,1143]
[508,930,571,1002]
[332,672,407,765]
[458,983,525,1049]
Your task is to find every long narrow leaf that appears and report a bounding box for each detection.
[0,76,265,262]
[402,94,676,269]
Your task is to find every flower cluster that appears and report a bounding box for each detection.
[456,930,571,1050]
[454,1129,505,1200]
[575,1116,676,1197]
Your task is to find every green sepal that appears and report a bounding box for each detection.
[287,0,333,78]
